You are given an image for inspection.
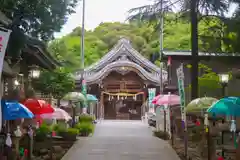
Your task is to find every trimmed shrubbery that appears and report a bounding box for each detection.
[79,115,94,123]
[74,115,95,136]
[35,123,51,141]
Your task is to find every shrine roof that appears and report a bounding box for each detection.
[74,38,167,85]
[84,38,162,73]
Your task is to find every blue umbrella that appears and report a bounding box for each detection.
[207,97,240,116]
[2,101,34,120]
[87,94,98,101]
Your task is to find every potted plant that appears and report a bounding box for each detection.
[75,122,94,137]
[64,128,79,141]
[79,115,94,123]
[35,123,51,141]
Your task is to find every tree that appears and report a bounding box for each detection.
[127,0,233,99]
[0,0,78,41]
[32,68,75,99]
[49,18,231,71]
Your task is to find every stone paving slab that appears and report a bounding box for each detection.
[62,120,181,160]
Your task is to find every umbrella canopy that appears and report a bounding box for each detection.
[22,99,54,115]
[207,97,240,116]
[87,94,98,101]
[40,108,72,120]
[152,95,161,104]
[154,94,180,106]
[63,92,86,102]
[186,97,218,113]
[2,101,34,120]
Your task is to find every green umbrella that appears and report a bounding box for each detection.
[87,94,98,102]
[186,97,218,113]
[63,92,86,102]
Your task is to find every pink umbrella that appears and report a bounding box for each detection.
[155,94,180,106]
[40,108,72,121]
[152,95,161,104]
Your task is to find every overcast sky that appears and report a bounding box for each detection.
[54,0,237,38]
[54,0,151,38]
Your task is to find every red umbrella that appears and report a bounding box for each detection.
[22,99,54,115]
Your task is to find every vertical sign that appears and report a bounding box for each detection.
[81,79,87,113]
[176,64,186,125]
[0,29,11,132]
[148,88,156,113]
[176,63,187,158]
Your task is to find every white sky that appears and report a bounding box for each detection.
[54,0,237,38]
[55,0,151,38]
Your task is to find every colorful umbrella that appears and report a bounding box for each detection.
[154,94,180,106]
[186,97,218,113]
[2,101,34,120]
[22,99,54,115]
[40,108,72,120]
[63,92,86,102]
[152,95,161,104]
[207,97,240,116]
[87,94,98,101]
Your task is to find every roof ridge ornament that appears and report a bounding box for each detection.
[118,55,128,61]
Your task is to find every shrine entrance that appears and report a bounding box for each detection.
[99,70,145,120]
[102,92,144,120]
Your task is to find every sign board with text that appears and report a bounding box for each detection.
[176,64,186,125]
[0,29,11,132]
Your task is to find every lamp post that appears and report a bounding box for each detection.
[218,73,229,97]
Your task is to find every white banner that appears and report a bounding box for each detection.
[0,29,11,132]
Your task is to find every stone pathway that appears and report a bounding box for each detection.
[61,120,180,160]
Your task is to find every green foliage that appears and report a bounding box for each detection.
[52,123,67,133]
[75,122,94,136]
[35,123,51,141]
[0,0,78,41]
[32,67,75,99]
[67,128,79,135]
[38,123,51,134]
[79,115,94,123]
[49,14,234,70]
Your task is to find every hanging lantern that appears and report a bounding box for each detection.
[195,119,201,126]
[36,122,40,129]
[121,96,124,100]
[14,126,22,137]
[230,120,236,132]
[5,133,12,147]
[125,96,127,99]
[108,95,110,101]
[117,95,119,100]
[204,113,209,126]
[28,127,33,137]
[24,149,29,157]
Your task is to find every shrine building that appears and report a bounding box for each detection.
[74,38,167,120]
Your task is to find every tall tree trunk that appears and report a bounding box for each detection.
[191,0,199,100]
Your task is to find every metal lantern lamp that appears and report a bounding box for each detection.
[218,73,229,97]
[29,66,40,79]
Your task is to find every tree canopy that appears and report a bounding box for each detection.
[48,13,234,71]
[32,68,75,99]
[0,0,78,41]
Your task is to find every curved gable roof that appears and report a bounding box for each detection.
[84,38,161,73]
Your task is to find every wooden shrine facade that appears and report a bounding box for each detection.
[75,38,168,120]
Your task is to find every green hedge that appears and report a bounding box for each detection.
[79,115,94,123]
[75,122,94,136]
